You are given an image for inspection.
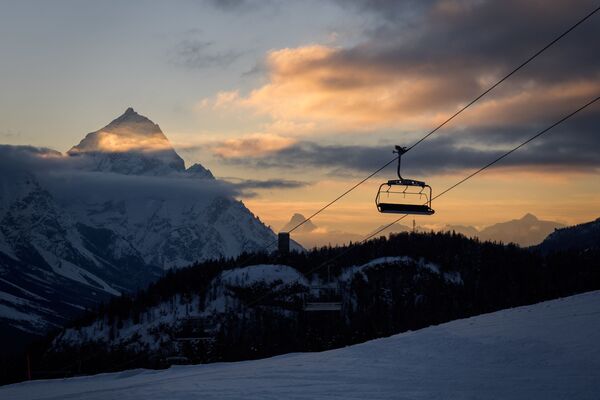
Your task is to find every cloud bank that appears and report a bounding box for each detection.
[201,0,600,175]
[0,145,307,202]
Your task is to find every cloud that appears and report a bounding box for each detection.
[0,145,76,172]
[225,178,309,190]
[213,90,241,108]
[205,0,254,12]
[72,129,176,154]
[0,145,310,205]
[210,132,296,158]
[216,114,600,176]
[205,0,278,13]
[0,145,239,203]
[0,129,20,139]
[200,0,600,137]
[172,39,243,69]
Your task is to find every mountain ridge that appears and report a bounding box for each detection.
[535,217,600,254]
[0,108,282,351]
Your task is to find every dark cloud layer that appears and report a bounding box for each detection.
[0,145,308,202]
[205,0,278,14]
[206,0,251,12]
[212,0,599,159]
[326,0,600,106]
[173,39,243,69]
[227,178,309,190]
[219,114,600,176]
[215,0,600,176]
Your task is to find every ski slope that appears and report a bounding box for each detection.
[3,291,600,399]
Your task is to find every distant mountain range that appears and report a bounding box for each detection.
[535,217,600,254]
[445,213,566,247]
[286,213,566,248]
[0,108,281,347]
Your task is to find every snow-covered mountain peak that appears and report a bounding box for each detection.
[67,108,185,175]
[186,163,215,179]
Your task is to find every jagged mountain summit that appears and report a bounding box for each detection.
[0,108,280,349]
[68,107,186,176]
[280,213,317,233]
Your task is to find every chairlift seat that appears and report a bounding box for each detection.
[304,302,342,312]
[377,203,435,215]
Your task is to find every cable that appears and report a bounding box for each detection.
[368,94,600,244]
[432,96,600,201]
[286,157,398,233]
[242,93,600,308]
[223,3,600,283]
[285,4,600,234]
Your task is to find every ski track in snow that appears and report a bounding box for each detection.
[3,290,600,399]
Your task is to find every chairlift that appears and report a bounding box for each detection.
[304,285,342,312]
[375,145,435,215]
[173,316,215,342]
[303,267,342,312]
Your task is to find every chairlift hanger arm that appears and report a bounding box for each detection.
[393,145,407,180]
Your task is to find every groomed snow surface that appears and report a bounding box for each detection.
[4,291,600,399]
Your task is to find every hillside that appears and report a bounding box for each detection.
[3,290,599,399]
[17,230,598,383]
[535,217,600,254]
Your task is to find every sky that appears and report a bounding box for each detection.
[1,0,599,237]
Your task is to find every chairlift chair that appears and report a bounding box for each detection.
[303,275,342,312]
[174,316,215,342]
[375,146,435,215]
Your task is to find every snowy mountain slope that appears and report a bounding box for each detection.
[52,264,311,350]
[50,257,459,355]
[0,108,285,343]
[0,169,160,337]
[4,290,599,399]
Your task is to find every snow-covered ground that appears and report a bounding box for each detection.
[3,290,600,399]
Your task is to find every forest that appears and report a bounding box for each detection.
[10,231,600,383]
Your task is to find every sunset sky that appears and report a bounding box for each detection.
[1,0,599,236]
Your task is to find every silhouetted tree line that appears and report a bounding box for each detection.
[15,231,600,383]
